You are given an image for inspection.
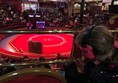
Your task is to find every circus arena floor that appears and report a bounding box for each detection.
[0,34,74,60]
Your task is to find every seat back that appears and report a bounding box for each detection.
[0,68,67,83]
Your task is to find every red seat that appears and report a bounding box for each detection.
[0,68,67,83]
[7,75,61,83]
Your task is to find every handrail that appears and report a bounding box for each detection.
[0,30,80,34]
[109,30,118,33]
[0,67,67,83]
[0,59,72,68]
[0,30,117,34]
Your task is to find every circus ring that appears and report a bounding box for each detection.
[0,34,74,60]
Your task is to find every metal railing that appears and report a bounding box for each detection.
[0,59,72,68]
[0,30,117,34]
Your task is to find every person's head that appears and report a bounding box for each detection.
[57,53,61,59]
[22,56,29,62]
[23,56,29,59]
[39,56,45,61]
[76,25,115,63]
